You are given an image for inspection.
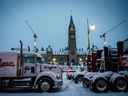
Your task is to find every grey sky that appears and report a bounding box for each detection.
[0,0,128,52]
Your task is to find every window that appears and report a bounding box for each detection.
[24,56,35,63]
[24,55,43,64]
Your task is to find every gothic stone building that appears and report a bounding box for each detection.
[41,16,86,65]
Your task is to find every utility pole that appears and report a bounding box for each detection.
[87,19,96,53]
[87,18,90,53]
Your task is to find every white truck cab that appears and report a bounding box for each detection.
[0,51,63,92]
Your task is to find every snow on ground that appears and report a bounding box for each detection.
[0,73,128,96]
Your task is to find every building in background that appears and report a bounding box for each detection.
[40,15,86,65]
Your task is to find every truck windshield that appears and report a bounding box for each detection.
[24,54,43,64]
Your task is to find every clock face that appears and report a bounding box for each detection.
[70,27,74,31]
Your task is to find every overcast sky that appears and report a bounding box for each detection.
[0,0,128,52]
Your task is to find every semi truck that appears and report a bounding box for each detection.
[0,42,63,92]
[81,41,128,92]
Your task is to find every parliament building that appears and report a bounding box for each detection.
[40,15,86,65]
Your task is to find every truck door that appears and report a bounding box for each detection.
[23,54,37,77]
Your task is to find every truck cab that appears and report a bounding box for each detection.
[0,52,63,92]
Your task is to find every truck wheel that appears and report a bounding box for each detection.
[74,76,79,84]
[94,78,108,92]
[74,78,78,84]
[82,79,89,88]
[38,78,52,92]
[74,75,83,84]
[114,77,127,91]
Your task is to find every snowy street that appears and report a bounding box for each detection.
[0,73,128,96]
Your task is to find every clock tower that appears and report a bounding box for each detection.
[68,15,77,65]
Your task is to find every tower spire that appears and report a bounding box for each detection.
[70,15,74,25]
[69,16,75,30]
[68,14,77,65]
[69,9,75,27]
[70,9,73,24]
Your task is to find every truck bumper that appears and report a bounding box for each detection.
[53,80,63,89]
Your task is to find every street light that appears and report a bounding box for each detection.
[79,58,82,62]
[52,58,56,64]
[53,58,56,62]
[89,24,96,32]
[87,19,96,53]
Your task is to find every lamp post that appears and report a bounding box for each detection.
[87,19,96,53]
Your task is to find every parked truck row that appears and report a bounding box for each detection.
[81,41,128,92]
[0,40,128,93]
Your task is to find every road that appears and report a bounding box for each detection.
[0,73,128,96]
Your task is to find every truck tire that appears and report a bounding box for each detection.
[74,78,78,84]
[114,77,127,91]
[93,78,108,92]
[82,79,89,88]
[38,78,53,92]
[74,75,83,84]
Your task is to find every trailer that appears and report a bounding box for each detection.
[81,42,128,92]
[88,71,127,92]
[82,68,128,92]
